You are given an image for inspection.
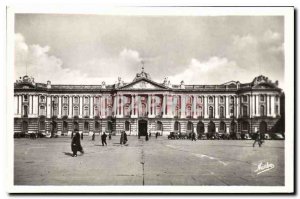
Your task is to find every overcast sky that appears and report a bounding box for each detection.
[15,14,284,89]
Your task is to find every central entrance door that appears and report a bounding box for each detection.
[138,120,147,136]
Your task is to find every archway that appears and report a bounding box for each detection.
[260,121,267,134]
[230,121,237,133]
[138,120,147,136]
[174,121,181,132]
[197,121,204,134]
[187,121,193,133]
[73,121,79,131]
[208,121,215,133]
[63,121,68,134]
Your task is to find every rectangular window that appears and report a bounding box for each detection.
[39,106,46,116]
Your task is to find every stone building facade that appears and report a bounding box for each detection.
[14,68,283,137]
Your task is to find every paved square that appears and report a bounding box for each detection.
[14,136,284,186]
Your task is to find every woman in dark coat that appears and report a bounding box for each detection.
[71,132,84,157]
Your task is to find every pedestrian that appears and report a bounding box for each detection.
[145,132,149,141]
[101,132,107,146]
[155,132,158,139]
[124,131,128,145]
[81,132,83,140]
[120,131,124,145]
[253,131,262,147]
[71,131,74,139]
[149,132,151,137]
[92,132,95,141]
[71,131,84,157]
[191,132,196,141]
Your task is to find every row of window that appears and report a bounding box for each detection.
[20,94,280,105]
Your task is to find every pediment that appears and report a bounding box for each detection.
[120,79,168,90]
[252,82,276,89]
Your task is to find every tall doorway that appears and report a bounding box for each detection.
[138,120,147,136]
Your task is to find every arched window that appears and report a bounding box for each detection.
[63,96,68,103]
[84,106,89,117]
[220,121,226,132]
[156,121,163,131]
[209,106,214,118]
[186,105,192,117]
[125,121,130,131]
[242,121,249,131]
[174,121,180,131]
[260,95,265,102]
[187,121,193,132]
[39,121,45,131]
[197,122,204,134]
[94,106,99,116]
[208,121,215,133]
[242,105,248,117]
[53,105,58,116]
[73,106,79,116]
[84,96,89,104]
[260,105,265,116]
[62,106,68,116]
[107,121,113,132]
[219,96,224,103]
[74,96,79,104]
[40,96,45,103]
[219,106,224,118]
[95,121,100,131]
[63,121,68,132]
[84,121,89,131]
[53,96,58,103]
[39,106,45,116]
[24,95,28,102]
[197,106,203,117]
[209,96,213,103]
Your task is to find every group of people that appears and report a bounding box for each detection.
[71,131,111,157]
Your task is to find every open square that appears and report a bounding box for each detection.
[14,136,284,186]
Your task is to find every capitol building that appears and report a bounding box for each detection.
[14,68,284,137]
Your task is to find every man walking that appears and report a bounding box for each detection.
[191,132,196,141]
[253,131,262,147]
[101,132,107,146]
[92,132,95,141]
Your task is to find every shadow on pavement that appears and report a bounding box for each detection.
[63,152,73,156]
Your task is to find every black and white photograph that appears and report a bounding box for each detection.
[6,6,294,193]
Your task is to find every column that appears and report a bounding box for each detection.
[204,95,208,118]
[181,95,186,118]
[14,96,18,115]
[68,96,72,117]
[79,96,83,117]
[113,95,117,116]
[47,96,51,118]
[236,96,240,118]
[147,95,151,116]
[256,95,259,116]
[278,96,280,116]
[266,94,270,117]
[90,96,93,118]
[163,94,166,116]
[152,95,155,116]
[120,94,123,116]
[193,95,197,118]
[215,95,219,118]
[58,96,62,118]
[18,95,22,115]
[33,95,38,116]
[225,95,229,118]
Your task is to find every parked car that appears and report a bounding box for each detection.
[197,133,207,140]
[168,132,179,139]
[263,133,271,140]
[271,133,284,140]
[241,133,252,140]
[178,132,188,139]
